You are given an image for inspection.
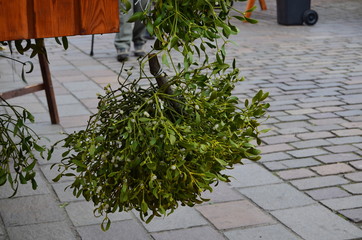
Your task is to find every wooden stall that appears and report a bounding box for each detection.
[0,0,119,124]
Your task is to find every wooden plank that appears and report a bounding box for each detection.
[37,39,59,124]
[0,84,44,100]
[32,0,78,38]
[0,0,119,41]
[80,0,119,35]
[0,0,29,41]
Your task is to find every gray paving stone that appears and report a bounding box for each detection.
[226,164,282,188]
[307,124,344,132]
[52,182,85,202]
[57,104,90,117]
[196,200,275,230]
[297,100,344,108]
[290,139,330,149]
[263,158,320,171]
[291,176,349,190]
[0,195,66,226]
[238,183,315,210]
[310,163,355,175]
[296,131,334,140]
[278,127,310,134]
[7,221,77,240]
[77,220,151,240]
[342,183,362,194]
[224,224,302,240]
[258,143,294,154]
[276,168,316,180]
[201,181,244,203]
[332,128,362,136]
[271,205,362,240]
[152,226,225,240]
[327,136,362,145]
[65,201,132,227]
[306,187,351,201]
[275,114,310,122]
[62,81,101,92]
[315,153,360,163]
[259,152,291,162]
[0,172,50,199]
[321,196,362,210]
[27,123,63,135]
[0,218,7,239]
[308,112,339,119]
[323,144,359,153]
[287,148,328,158]
[339,208,362,223]
[345,172,362,182]
[137,206,208,232]
[336,109,362,117]
[262,134,299,145]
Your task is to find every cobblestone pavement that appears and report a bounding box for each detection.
[1,0,362,239]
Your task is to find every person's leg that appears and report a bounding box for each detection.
[132,0,148,56]
[114,0,134,60]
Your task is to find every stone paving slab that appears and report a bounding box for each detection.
[321,195,362,211]
[226,164,282,188]
[136,206,208,232]
[0,195,67,227]
[77,220,150,240]
[65,201,132,227]
[290,176,350,190]
[7,222,77,240]
[151,226,225,240]
[224,224,302,240]
[195,200,275,230]
[238,183,315,210]
[306,187,351,201]
[271,205,362,240]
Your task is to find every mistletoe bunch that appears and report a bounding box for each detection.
[0,98,46,196]
[53,0,268,230]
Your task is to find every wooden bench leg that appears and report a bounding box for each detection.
[245,0,256,18]
[259,0,267,10]
[245,0,268,19]
[37,39,60,124]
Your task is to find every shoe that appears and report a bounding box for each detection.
[134,45,146,57]
[117,49,129,62]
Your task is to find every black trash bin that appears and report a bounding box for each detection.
[276,0,318,26]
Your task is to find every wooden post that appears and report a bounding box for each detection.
[245,0,256,18]
[245,0,267,19]
[36,39,60,124]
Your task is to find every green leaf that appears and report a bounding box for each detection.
[52,174,63,182]
[162,53,170,68]
[195,112,200,124]
[141,200,148,213]
[245,5,257,13]
[150,138,157,145]
[24,160,37,172]
[244,17,258,24]
[71,160,87,169]
[31,178,38,190]
[169,134,176,145]
[34,143,45,152]
[128,12,144,23]
[252,90,263,103]
[101,217,111,231]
